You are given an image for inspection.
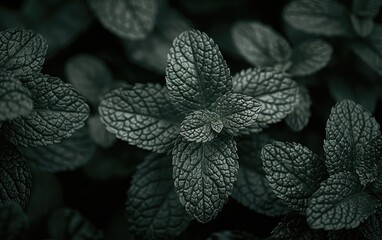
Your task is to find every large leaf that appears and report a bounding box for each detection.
[126,154,191,239]
[172,135,239,223]
[262,141,328,212]
[2,74,89,147]
[99,83,183,153]
[166,29,232,113]
[285,85,312,131]
[0,201,29,240]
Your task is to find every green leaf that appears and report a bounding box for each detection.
[180,110,220,143]
[351,15,374,37]
[232,135,290,217]
[88,0,158,40]
[2,74,89,147]
[65,54,113,105]
[20,127,96,173]
[48,208,103,239]
[352,0,382,19]
[307,172,380,230]
[166,29,232,113]
[359,207,382,240]
[285,86,312,131]
[126,154,191,239]
[211,93,262,134]
[0,69,33,121]
[88,115,116,148]
[262,141,328,212]
[99,83,183,153]
[289,40,333,76]
[232,68,299,134]
[324,99,380,183]
[0,139,32,209]
[0,28,47,76]
[0,201,29,240]
[231,21,291,67]
[283,0,353,36]
[207,230,259,240]
[172,135,239,223]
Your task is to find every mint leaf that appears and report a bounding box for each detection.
[0,28,47,76]
[307,172,380,230]
[232,135,290,217]
[0,69,33,121]
[352,0,382,19]
[88,0,158,40]
[0,201,29,240]
[2,74,89,147]
[99,83,183,153]
[289,40,333,76]
[166,29,232,113]
[126,154,191,239]
[65,54,113,105]
[351,15,374,37]
[173,135,239,223]
[359,207,382,240]
[207,230,259,240]
[180,110,220,143]
[232,21,291,67]
[48,208,103,239]
[285,86,312,132]
[88,115,116,148]
[324,99,380,182]
[233,68,299,134]
[262,141,328,212]
[283,0,353,36]
[0,139,32,209]
[20,127,96,172]
[211,93,261,134]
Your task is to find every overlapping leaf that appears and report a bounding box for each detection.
[285,86,311,131]
[180,110,220,143]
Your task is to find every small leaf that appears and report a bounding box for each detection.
[0,139,32,209]
[88,115,116,148]
[283,0,353,36]
[262,141,328,212]
[232,68,299,134]
[173,135,239,223]
[307,172,380,230]
[359,207,382,240]
[232,21,291,67]
[0,201,29,240]
[126,154,191,239]
[180,110,219,143]
[48,208,103,239]
[0,69,33,121]
[351,15,374,37]
[352,0,382,19]
[285,86,312,131]
[20,127,96,173]
[65,54,113,105]
[0,28,47,76]
[99,83,183,153]
[2,74,89,147]
[88,0,158,40]
[166,29,232,113]
[289,39,333,76]
[207,230,259,240]
[211,93,262,134]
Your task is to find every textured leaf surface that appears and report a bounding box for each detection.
[289,40,333,76]
[0,28,47,76]
[307,172,380,230]
[166,29,232,112]
[232,21,291,67]
[0,139,31,209]
[232,68,298,134]
[2,74,89,147]
[324,100,380,180]
[262,141,327,212]
[48,208,103,239]
[211,93,261,134]
[0,69,33,121]
[284,0,353,36]
[99,83,183,153]
[88,0,157,40]
[88,115,116,148]
[20,127,96,172]
[0,201,29,240]
[126,154,191,239]
[359,207,382,240]
[65,54,113,105]
[173,136,239,223]
[285,86,311,131]
[180,110,219,143]
[232,135,290,217]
